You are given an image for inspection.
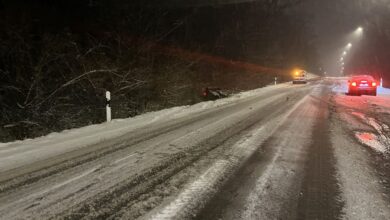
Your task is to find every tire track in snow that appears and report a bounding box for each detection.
[146,93,311,220]
[297,94,344,220]
[148,159,233,220]
[0,167,98,214]
[241,92,319,220]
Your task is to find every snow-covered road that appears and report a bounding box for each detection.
[1,78,390,219]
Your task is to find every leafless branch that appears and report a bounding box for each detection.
[36,69,117,107]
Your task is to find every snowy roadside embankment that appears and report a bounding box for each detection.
[306,72,321,80]
[0,83,293,167]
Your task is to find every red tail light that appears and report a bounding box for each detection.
[203,92,207,97]
[372,82,377,87]
[351,82,357,87]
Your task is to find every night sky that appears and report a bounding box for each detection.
[157,0,390,77]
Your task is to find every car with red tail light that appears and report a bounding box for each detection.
[347,75,378,96]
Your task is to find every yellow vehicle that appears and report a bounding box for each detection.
[292,70,307,84]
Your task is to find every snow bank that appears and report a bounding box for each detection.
[0,82,292,151]
[377,86,390,95]
[306,72,320,80]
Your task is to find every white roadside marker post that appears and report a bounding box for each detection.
[106,91,112,122]
[275,77,278,85]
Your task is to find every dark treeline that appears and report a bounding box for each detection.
[0,0,318,141]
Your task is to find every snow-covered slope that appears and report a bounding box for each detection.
[0,82,293,160]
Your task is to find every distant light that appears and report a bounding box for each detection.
[355,27,364,35]
[343,51,347,55]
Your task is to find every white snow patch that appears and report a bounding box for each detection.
[148,159,231,220]
[349,113,390,153]
[114,153,137,164]
[351,111,366,120]
[378,86,390,95]
[355,132,387,153]
[306,73,321,80]
[367,117,384,132]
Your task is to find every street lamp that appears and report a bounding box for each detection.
[346,43,352,50]
[355,26,364,36]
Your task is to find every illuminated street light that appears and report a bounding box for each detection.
[354,26,364,35]
[338,28,362,76]
[346,43,352,50]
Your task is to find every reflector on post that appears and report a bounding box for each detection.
[106,91,111,122]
